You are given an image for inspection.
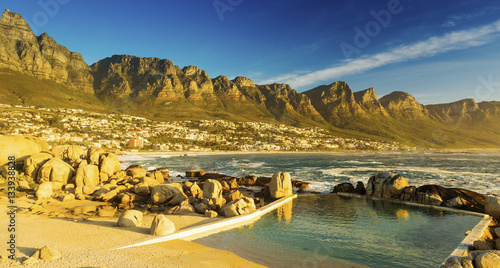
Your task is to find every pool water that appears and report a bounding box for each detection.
[195,194,482,268]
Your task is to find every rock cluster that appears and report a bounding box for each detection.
[444,226,500,268]
[333,172,486,214]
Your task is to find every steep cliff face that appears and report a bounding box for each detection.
[257,83,325,122]
[303,81,365,125]
[353,87,388,116]
[91,55,223,107]
[426,99,487,122]
[478,101,500,116]
[379,91,428,120]
[0,9,93,93]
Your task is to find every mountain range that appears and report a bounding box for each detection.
[1,9,499,149]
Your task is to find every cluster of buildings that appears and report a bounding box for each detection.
[0,105,415,152]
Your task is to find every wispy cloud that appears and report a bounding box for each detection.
[257,20,500,89]
[442,6,500,28]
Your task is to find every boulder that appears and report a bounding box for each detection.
[183,181,201,197]
[269,172,293,199]
[66,145,85,163]
[39,246,61,260]
[155,167,170,180]
[134,183,150,196]
[461,256,474,268]
[74,161,100,187]
[176,203,196,215]
[82,185,100,195]
[0,135,43,166]
[205,210,218,218]
[126,166,147,179]
[62,193,75,202]
[416,185,443,206]
[117,210,143,227]
[444,257,463,268]
[51,145,70,159]
[399,186,417,202]
[36,182,53,199]
[37,157,75,189]
[203,179,223,199]
[98,190,118,202]
[87,146,104,165]
[416,185,485,212]
[150,215,176,236]
[332,182,355,193]
[475,251,500,268]
[474,240,494,251]
[224,190,243,203]
[141,176,160,188]
[24,153,53,180]
[238,176,257,186]
[366,172,409,199]
[151,184,187,205]
[486,195,500,219]
[194,203,209,214]
[100,153,121,176]
[220,197,256,218]
[149,171,165,184]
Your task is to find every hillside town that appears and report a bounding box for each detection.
[0,104,415,152]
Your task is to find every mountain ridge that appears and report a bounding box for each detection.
[1,9,500,149]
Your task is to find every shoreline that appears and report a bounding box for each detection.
[120,149,500,156]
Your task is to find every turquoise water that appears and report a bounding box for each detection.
[119,152,500,194]
[195,194,482,268]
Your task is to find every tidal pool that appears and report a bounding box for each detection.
[195,194,483,268]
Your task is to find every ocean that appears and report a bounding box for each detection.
[118,151,500,195]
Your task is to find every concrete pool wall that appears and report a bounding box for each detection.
[114,194,297,250]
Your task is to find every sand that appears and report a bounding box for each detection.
[0,196,265,267]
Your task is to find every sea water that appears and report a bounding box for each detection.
[119,151,500,194]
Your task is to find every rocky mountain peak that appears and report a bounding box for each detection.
[0,9,93,93]
[426,98,487,122]
[353,88,388,115]
[379,91,428,120]
[233,76,255,88]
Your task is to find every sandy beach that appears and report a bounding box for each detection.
[0,196,265,267]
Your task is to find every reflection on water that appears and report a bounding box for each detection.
[277,199,293,223]
[196,194,482,268]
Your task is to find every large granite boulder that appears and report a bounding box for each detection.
[0,135,43,166]
[203,179,223,199]
[24,152,53,180]
[486,195,500,219]
[151,184,187,205]
[366,172,409,199]
[416,185,485,212]
[37,157,75,189]
[117,210,143,227]
[220,197,256,218]
[74,160,100,187]
[126,166,148,178]
[150,215,176,236]
[87,146,104,165]
[66,145,85,163]
[474,251,500,268]
[36,182,53,199]
[99,153,121,176]
[269,172,293,199]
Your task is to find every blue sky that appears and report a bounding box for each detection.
[3,0,500,104]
